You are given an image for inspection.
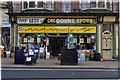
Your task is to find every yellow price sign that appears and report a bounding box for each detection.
[69,26,96,33]
[45,26,68,33]
[18,26,45,33]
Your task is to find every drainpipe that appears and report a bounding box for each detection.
[118,11,120,63]
[0,3,2,46]
[118,1,120,79]
[113,24,116,59]
[14,24,18,49]
[118,7,120,79]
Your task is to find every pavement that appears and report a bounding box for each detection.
[1,57,119,69]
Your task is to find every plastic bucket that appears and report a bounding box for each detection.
[6,51,10,58]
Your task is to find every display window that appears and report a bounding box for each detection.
[19,31,96,56]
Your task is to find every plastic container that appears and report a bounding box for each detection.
[6,51,10,58]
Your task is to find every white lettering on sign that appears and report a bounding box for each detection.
[56,19,75,23]
[17,18,45,24]
[47,19,93,24]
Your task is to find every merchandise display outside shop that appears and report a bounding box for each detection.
[18,27,97,61]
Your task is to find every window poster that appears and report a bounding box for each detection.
[30,38,34,43]
[23,38,27,43]
[73,37,77,44]
[87,37,91,43]
[80,38,84,43]
[37,38,41,43]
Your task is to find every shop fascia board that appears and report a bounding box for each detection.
[17,24,97,26]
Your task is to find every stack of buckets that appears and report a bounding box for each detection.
[77,50,85,61]
[6,51,10,58]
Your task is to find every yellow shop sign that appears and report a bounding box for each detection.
[18,26,45,33]
[45,26,68,33]
[69,26,96,33]
[18,26,96,33]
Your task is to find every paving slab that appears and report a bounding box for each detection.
[1,57,119,69]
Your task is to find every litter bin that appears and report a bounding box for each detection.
[14,47,25,64]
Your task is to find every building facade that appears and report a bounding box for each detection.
[0,2,10,51]
[6,0,119,60]
[14,0,119,13]
[53,1,62,12]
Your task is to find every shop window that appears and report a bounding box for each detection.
[29,1,35,8]
[73,37,77,44]
[80,38,84,43]
[23,38,27,43]
[87,37,91,43]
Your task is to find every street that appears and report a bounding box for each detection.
[1,68,119,79]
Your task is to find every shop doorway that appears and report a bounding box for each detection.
[48,34,67,56]
[102,24,113,60]
[102,31,113,60]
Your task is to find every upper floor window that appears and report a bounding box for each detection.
[12,2,21,12]
[44,1,53,10]
[81,0,89,10]
[106,1,111,10]
[29,1,35,8]
[63,2,70,12]
[23,1,28,9]
[22,1,45,10]
[112,1,119,13]
[98,0,105,8]
[37,1,44,8]
[90,1,96,8]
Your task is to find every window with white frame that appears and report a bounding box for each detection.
[12,2,21,12]
[90,1,96,8]
[106,1,111,10]
[29,1,36,8]
[22,1,45,10]
[23,1,28,9]
[64,1,70,12]
[37,1,44,8]
[44,1,52,10]
[81,0,89,10]
[112,1,119,13]
[98,0,105,8]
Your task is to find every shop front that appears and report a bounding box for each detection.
[17,17,97,56]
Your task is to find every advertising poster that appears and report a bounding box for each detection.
[2,17,10,27]
[37,38,41,43]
